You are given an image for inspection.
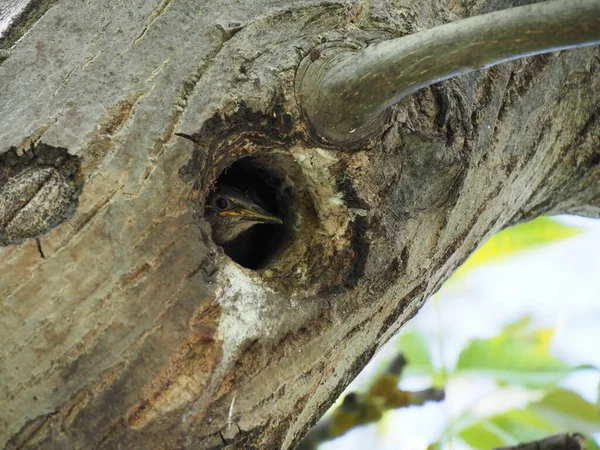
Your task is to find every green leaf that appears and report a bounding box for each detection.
[459,421,511,450]
[529,388,600,434]
[500,315,532,336]
[431,381,600,449]
[427,442,442,450]
[586,437,600,450]
[488,409,556,442]
[450,217,581,282]
[394,330,435,376]
[455,319,588,388]
[456,396,587,449]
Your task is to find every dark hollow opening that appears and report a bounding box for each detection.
[205,157,292,270]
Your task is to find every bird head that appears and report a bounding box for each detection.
[205,184,283,246]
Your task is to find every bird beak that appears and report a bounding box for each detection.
[218,207,283,225]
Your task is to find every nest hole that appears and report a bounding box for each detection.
[205,156,295,270]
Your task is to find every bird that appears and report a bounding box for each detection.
[204,184,283,247]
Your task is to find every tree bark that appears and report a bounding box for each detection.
[0,1,599,449]
[495,433,586,450]
[297,0,600,144]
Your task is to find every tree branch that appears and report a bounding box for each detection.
[297,0,600,145]
[297,354,445,450]
[494,433,586,450]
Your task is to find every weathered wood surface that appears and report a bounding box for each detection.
[0,0,599,448]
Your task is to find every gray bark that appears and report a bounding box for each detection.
[297,0,600,144]
[0,0,599,449]
[495,433,586,450]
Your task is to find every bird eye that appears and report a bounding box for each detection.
[216,198,228,209]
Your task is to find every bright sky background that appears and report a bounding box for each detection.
[322,215,600,450]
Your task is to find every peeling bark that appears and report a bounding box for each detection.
[0,1,599,449]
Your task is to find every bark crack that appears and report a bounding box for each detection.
[123,0,176,54]
[55,186,119,253]
[149,32,228,159]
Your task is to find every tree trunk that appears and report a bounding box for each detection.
[0,1,598,449]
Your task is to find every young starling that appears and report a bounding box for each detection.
[205,184,283,246]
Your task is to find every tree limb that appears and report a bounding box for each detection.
[297,0,600,145]
[297,354,445,450]
[494,433,586,450]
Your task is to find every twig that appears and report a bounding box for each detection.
[297,354,445,450]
